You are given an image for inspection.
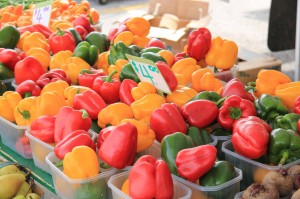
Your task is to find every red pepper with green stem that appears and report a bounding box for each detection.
[221,78,254,102]
[119,79,137,105]
[48,28,76,55]
[78,69,106,88]
[29,115,56,143]
[187,27,211,61]
[92,70,121,104]
[218,95,257,130]
[16,80,41,98]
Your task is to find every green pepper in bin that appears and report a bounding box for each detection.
[119,63,140,83]
[0,25,20,49]
[140,52,166,63]
[271,113,300,132]
[0,63,14,80]
[0,80,6,95]
[75,180,107,199]
[108,41,141,65]
[187,126,211,146]
[73,41,99,66]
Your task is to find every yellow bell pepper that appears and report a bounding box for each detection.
[131,82,157,101]
[41,80,69,99]
[49,50,73,70]
[255,69,292,97]
[25,47,51,71]
[36,92,67,117]
[192,69,223,93]
[95,51,109,73]
[0,91,22,122]
[113,31,134,46]
[191,68,214,92]
[63,146,99,179]
[165,85,198,108]
[14,97,38,126]
[275,82,300,110]
[130,94,166,124]
[171,57,200,86]
[19,32,50,52]
[107,59,128,79]
[97,102,133,128]
[61,57,91,84]
[64,85,90,107]
[205,36,238,70]
[121,118,156,152]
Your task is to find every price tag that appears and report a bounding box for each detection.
[32,0,53,27]
[126,54,171,94]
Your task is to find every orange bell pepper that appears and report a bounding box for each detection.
[171,57,201,86]
[64,85,90,107]
[205,36,238,70]
[25,47,51,71]
[126,17,150,37]
[132,35,150,48]
[131,82,157,101]
[0,91,22,122]
[114,31,134,46]
[63,146,99,179]
[14,97,38,126]
[107,59,128,79]
[96,51,110,72]
[158,50,175,67]
[275,82,300,110]
[191,68,214,92]
[41,80,69,99]
[121,118,156,152]
[97,102,134,128]
[191,68,223,93]
[61,57,91,84]
[165,85,198,108]
[49,50,73,70]
[36,92,67,117]
[130,94,166,123]
[19,32,50,52]
[255,69,292,97]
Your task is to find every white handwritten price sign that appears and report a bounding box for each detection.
[126,54,171,94]
[32,0,53,26]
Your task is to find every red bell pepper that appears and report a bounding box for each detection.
[150,103,187,142]
[96,125,114,150]
[48,28,76,55]
[145,38,166,49]
[129,155,174,199]
[36,69,71,88]
[175,145,217,182]
[73,89,107,120]
[73,15,91,32]
[221,78,254,102]
[181,100,219,129]
[54,129,96,160]
[218,95,257,130]
[98,122,138,169]
[174,52,188,63]
[16,80,41,98]
[155,61,178,91]
[232,116,271,159]
[294,96,300,114]
[18,24,53,39]
[119,79,138,105]
[74,25,89,40]
[54,106,92,144]
[78,69,106,88]
[108,18,129,42]
[187,27,211,61]
[0,48,23,70]
[92,70,121,104]
[14,56,45,85]
[29,115,56,143]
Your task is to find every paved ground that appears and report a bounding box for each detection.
[88,0,296,80]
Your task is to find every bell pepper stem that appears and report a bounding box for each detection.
[278,150,289,166]
[80,69,93,74]
[100,162,111,169]
[56,27,65,36]
[23,92,32,98]
[216,97,226,108]
[80,109,89,119]
[105,70,117,82]
[267,111,279,122]
[54,161,63,168]
[245,82,257,92]
[17,108,31,121]
[229,107,242,120]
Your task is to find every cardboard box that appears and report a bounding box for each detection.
[236,48,282,84]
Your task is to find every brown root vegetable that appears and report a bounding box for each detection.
[262,169,293,197]
[291,189,300,199]
[287,164,300,190]
[242,183,279,199]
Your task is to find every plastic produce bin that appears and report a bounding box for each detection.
[138,140,161,159]
[108,170,192,199]
[0,116,32,159]
[26,129,97,174]
[173,167,242,199]
[234,191,293,199]
[214,135,231,160]
[46,152,117,199]
[2,78,14,91]
[222,140,300,190]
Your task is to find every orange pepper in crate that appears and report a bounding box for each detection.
[97,102,133,128]
[107,59,128,79]
[165,85,198,108]
[49,50,73,70]
[0,91,22,122]
[41,80,69,99]
[64,85,90,107]
[61,57,91,84]
[274,81,300,110]
[205,36,238,70]
[171,57,201,86]
[126,17,150,37]
[14,97,38,126]
[131,82,157,101]
[36,92,67,117]
[25,48,51,71]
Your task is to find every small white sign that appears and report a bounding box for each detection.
[32,0,53,27]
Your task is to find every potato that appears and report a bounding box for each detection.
[291,189,300,199]
[242,183,279,199]
[287,165,300,190]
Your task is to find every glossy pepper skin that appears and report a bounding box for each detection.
[36,91,67,117]
[187,27,211,61]
[29,115,56,143]
[161,132,194,176]
[54,130,96,160]
[73,41,99,66]
[187,126,211,146]
[98,122,138,169]
[18,23,52,39]
[294,96,300,114]
[85,32,110,54]
[129,155,174,199]
[232,116,271,159]
[0,25,20,49]
[119,63,140,83]
[108,41,141,65]
[16,80,41,98]
[165,85,198,108]
[119,79,138,105]
[271,113,300,132]
[36,69,71,88]
[48,28,76,54]
[274,81,300,110]
[176,145,217,182]
[181,100,219,129]
[268,128,300,165]
[78,69,106,88]
[255,94,289,124]
[131,82,157,101]
[150,103,187,142]
[218,95,257,130]
[68,28,82,45]
[0,63,14,80]
[155,61,178,91]
[0,91,22,122]
[73,89,107,120]
[14,96,38,126]
[0,48,22,70]
[140,51,166,63]
[221,78,254,102]
[189,91,222,104]
[54,106,92,144]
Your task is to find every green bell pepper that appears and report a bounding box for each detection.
[140,52,166,63]
[141,46,163,53]
[119,63,140,83]
[0,80,6,95]
[190,91,222,103]
[85,32,109,54]
[128,45,142,57]
[108,41,141,65]
[73,41,99,66]
[0,63,14,80]
[75,180,107,199]
[161,132,194,176]
[255,94,289,123]
[187,126,211,146]
[268,128,300,165]
[68,28,82,45]
[0,25,20,49]
[271,113,300,132]
[211,128,232,136]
